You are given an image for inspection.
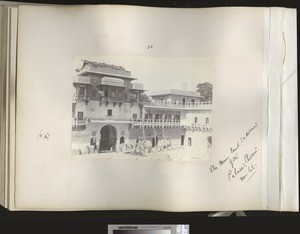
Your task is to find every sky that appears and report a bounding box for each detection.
[74,56,213,95]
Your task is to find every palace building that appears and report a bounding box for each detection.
[72,60,212,157]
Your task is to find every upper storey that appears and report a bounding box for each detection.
[77,60,135,79]
[73,61,145,103]
[143,89,212,110]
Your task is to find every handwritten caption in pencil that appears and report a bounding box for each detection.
[209,122,258,182]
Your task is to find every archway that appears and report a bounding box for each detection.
[100,125,117,151]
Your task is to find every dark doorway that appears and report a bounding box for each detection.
[120,136,125,144]
[152,137,155,147]
[207,136,212,147]
[100,125,117,151]
[181,135,185,145]
[151,137,158,147]
[182,98,186,106]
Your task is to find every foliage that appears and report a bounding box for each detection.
[140,93,150,102]
[196,82,213,102]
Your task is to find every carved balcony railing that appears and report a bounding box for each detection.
[142,100,212,109]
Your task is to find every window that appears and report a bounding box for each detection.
[92,90,96,97]
[206,117,209,124]
[104,90,108,97]
[132,114,137,120]
[72,103,76,117]
[144,114,148,120]
[107,109,112,116]
[77,112,84,120]
[124,93,127,99]
[118,91,122,98]
[194,117,198,124]
[207,136,212,145]
[79,87,85,96]
[111,90,116,98]
[191,99,195,105]
[76,125,86,131]
[188,137,192,146]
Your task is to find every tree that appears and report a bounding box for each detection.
[140,93,150,102]
[196,82,213,102]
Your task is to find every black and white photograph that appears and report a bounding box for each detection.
[71,56,213,160]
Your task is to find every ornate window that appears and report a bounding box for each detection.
[77,112,84,120]
[111,90,116,98]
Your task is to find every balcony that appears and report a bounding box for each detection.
[74,94,88,100]
[90,117,133,124]
[130,83,144,91]
[132,119,181,128]
[72,117,88,130]
[132,119,212,131]
[74,76,91,84]
[75,119,88,126]
[101,77,125,87]
[142,100,212,110]
[73,94,89,104]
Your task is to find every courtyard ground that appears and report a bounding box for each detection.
[74,145,211,161]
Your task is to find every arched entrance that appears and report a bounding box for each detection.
[100,125,117,151]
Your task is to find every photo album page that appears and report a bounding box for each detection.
[12,5,296,211]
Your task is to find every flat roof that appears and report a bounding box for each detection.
[150,89,201,98]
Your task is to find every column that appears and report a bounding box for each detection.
[162,114,165,138]
[171,114,175,126]
[142,108,145,140]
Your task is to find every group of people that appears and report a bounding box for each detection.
[72,137,174,156]
[119,138,174,156]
